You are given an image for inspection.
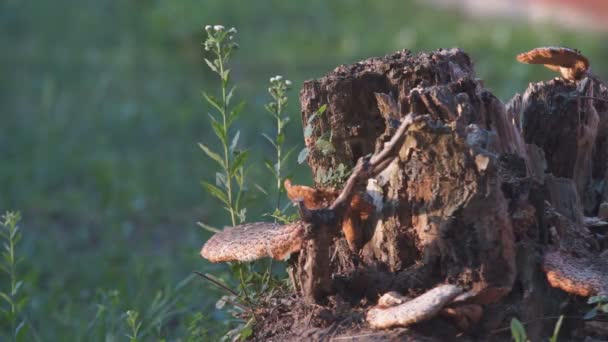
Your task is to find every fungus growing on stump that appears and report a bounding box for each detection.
[542,250,608,297]
[516,46,590,81]
[200,221,307,262]
[200,47,608,341]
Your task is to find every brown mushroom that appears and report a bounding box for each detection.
[200,221,307,262]
[542,249,608,297]
[516,46,589,81]
[366,285,463,329]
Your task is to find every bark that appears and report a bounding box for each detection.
[253,48,608,341]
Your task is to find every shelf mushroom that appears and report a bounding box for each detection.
[516,46,590,81]
[200,221,307,262]
[542,249,608,297]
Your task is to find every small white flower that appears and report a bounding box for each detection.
[285,80,292,86]
[214,25,225,31]
[274,75,283,81]
[270,77,276,82]
[205,25,212,31]
[228,27,237,34]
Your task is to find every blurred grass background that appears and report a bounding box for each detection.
[1,0,607,339]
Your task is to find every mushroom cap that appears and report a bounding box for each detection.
[516,46,589,71]
[542,250,608,297]
[201,221,307,263]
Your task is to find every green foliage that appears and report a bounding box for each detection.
[200,25,248,227]
[510,317,527,342]
[125,310,142,342]
[199,25,294,341]
[263,75,295,213]
[0,212,28,342]
[584,295,608,320]
[185,312,210,342]
[315,163,352,187]
[549,315,564,342]
[510,315,564,342]
[298,104,328,164]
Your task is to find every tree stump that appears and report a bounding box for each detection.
[252,48,608,341]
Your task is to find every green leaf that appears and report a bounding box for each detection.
[0,292,13,306]
[198,144,225,168]
[315,138,335,155]
[197,221,221,234]
[204,58,218,73]
[601,303,608,313]
[282,146,298,165]
[264,104,276,116]
[15,320,27,341]
[226,85,237,105]
[277,132,285,146]
[230,150,249,177]
[12,280,23,296]
[261,133,276,148]
[549,315,564,342]
[230,131,240,152]
[263,160,277,177]
[228,101,246,126]
[210,121,227,146]
[222,69,231,84]
[237,208,247,223]
[307,112,319,125]
[588,295,608,304]
[254,184,268,196]
[215,172,226,188]
[297,148,309,164]
[201,181,229,207]
[584,307,598,320]
[317,103,328,115]
[240,317,255,340]
[303,124,313,138]
[510,318,527,342]
[202,92,223,114]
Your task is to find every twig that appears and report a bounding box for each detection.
[193,271,252,311]
[193,271,238,296]
[330,113,416,213]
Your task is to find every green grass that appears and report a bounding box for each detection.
[1,0,608,339]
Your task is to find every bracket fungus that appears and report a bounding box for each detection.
[542,250,608,297]
[200,221,307,262]
[516,46,590,81]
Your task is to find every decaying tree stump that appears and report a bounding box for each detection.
[251,48,608,340]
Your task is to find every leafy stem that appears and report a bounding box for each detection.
[0,211,27,342]
[200,25,247,227]
[264,76,293,213]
